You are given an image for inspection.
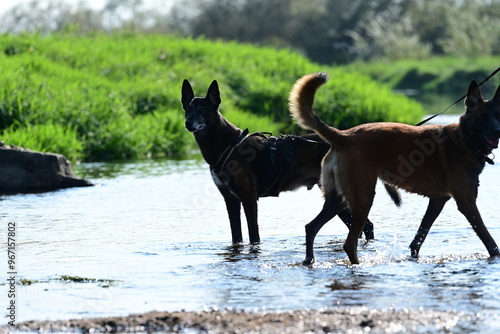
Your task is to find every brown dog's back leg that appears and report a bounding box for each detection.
[343,205,372,265]
[337,209,375,240]
[409,196,449,258]
[456,198,500,257]
[303,191,344,265]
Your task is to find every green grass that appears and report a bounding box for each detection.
[0,32,424,162]
[1,123,83,161]
[343,57,500,112]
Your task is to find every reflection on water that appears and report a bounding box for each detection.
[74,157,204,179]
[1,155,500,332]
[218,244,261,263]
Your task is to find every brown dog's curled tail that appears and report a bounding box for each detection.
[288,72,341,145]
[290,72,403,208]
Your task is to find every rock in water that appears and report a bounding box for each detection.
[0,146,93,194]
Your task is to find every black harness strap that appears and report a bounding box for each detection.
[268,136,277,167]
[260,134,300,197]
[211,128,250,175]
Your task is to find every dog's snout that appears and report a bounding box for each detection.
[185,118,205,132]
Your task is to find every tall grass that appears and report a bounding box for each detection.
[1,123,83,161]
[343,57,500,112]
[0,32,424,162]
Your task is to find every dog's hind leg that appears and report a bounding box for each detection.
[222,192,243,244]
[409,196,449,258]
[303,191,344,265]
[337,209,375,240]
[363,219,375,240]
[455,198,500,257]
[343,205,372,265]
[341,178,377,264]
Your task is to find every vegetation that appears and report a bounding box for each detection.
[169,0,500,63]
[18,276,120,286]
[343,57,500,111]
[0,1,495,162]
[59,275,120,284]
[0,33,423,162]
[2,0,499,64]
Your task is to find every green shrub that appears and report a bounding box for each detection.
[0,32,424,161]
[343,57,500,112]
[1,123,84,161]
[343,57,500,94]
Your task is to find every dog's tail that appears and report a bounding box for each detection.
[290,72,403,208]
[289,72,343,145]
[384,183,402,208]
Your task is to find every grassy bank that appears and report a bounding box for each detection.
[0,33,423,162]
[343,57,500,112]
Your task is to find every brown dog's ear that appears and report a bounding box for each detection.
[181,79,195,107]
[206,80,221,109]
[465,80,483,112]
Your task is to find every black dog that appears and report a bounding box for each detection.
[181,79,379,244]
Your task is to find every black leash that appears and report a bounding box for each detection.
[416,66,500,126]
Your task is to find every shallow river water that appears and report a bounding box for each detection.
[2,116,500,332]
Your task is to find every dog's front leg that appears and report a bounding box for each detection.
[303,192,344,265]
[241,198,260,244]
[409,196,449,258]
[222,192,243,244]
[456,199,500,257]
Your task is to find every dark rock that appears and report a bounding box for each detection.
[0,146,92,194]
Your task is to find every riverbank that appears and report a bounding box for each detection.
[6,307,477,333]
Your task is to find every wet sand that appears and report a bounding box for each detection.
[4,307,476,333]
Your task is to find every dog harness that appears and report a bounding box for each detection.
[260,134,297,196]
[210,129,320,197]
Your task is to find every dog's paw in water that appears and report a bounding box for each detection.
[302,257,315,266]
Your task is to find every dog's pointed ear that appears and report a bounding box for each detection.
[494,84,500,104]
[465,80,483,112]
[181,79,195,107]
[206,80,221,109]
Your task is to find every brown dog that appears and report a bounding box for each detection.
[289,72,500,264]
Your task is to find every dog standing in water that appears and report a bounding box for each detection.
[181,79,379,244]
[289,72,500,264]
